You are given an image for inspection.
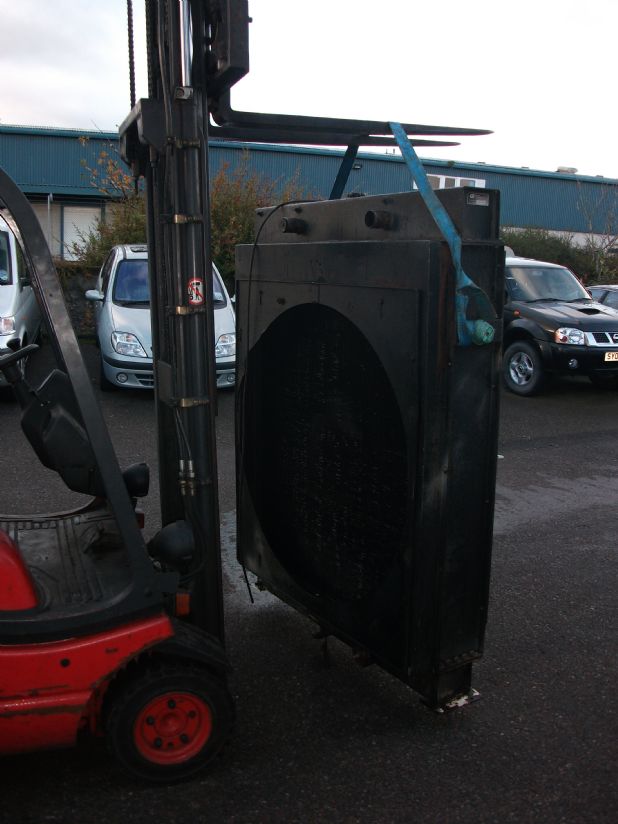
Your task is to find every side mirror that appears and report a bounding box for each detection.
[85,289,104,302]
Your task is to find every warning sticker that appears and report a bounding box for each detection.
[188,277,204,305]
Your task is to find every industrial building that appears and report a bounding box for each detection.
[1,123,616,260]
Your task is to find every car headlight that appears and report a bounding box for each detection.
[555,327,585,345]
[111,331,148,358]
[215,333,236,358]
[0,316,15,335]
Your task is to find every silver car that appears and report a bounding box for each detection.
[0,215,42,385]
[86,244,236,391]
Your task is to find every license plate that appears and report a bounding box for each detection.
[604,352,618,362]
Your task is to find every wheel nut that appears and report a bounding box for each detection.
[180,734,189,743]
[167,699,176,709]
[146,716,155,725]
[154,738,162,748]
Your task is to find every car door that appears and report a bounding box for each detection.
[13,241,41,345]
[503,267,519,327]
[94,248,118,333]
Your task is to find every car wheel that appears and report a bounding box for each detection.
[99,359,116,392]
[503,341,545,396]
[106,662,234,783]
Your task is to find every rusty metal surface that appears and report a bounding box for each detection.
[235,189,503,709]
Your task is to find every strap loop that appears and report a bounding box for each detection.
[389,122,496,346]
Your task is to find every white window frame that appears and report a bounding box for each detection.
[413,175,486,191]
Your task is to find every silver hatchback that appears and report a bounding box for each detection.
[0,215,43,386]
[86,244,236,391]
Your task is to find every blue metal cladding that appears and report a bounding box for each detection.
[0,125,118,198]
[207,141,618,235]
[2,125,616,235]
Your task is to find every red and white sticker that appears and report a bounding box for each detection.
[187,277,204,305]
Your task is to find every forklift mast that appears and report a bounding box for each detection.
[119,0,252,641]
[120,0,493,644]
[121,0,502,710]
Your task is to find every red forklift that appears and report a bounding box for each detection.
[0,0,503,782]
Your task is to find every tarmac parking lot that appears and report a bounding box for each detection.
[1,343,616,824]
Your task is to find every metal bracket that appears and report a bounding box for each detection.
[329,142,360,200]
[169,214,203,225]
[433,688,481,714]
[175,397,211,409]
[169,138,201,149]
[172,305,208,316]
[174,86,193,100]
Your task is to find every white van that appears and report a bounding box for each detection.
[0,215,42,384]
[86,244,236,390]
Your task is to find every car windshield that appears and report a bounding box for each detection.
[0,232,12,286]
[506,265,590,302]
[212,268,227,306]
[112,259,227,306]
[113,259,150,304]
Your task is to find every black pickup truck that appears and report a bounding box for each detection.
[503,256,618,395]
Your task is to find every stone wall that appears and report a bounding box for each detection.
[55,262,99,337]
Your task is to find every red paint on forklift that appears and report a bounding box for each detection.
[0,614,174,755]
[0,531,38,610]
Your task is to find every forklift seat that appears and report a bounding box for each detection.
[19,368,149,499]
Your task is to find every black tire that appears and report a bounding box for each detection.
[99,358,116,392]
[106,662,234,783]
[589,373,618,390]
[503,340,546,396]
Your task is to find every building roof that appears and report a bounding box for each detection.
[2,124,617,235]
[0,124,119,198]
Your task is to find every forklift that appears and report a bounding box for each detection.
[0,0,503,782]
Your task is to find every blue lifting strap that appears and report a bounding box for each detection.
[389,121,496,346]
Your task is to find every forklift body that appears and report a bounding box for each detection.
[1,0,501,780]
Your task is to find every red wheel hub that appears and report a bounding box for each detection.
[133,691,213,765]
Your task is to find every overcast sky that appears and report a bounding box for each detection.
[0,0,616,178]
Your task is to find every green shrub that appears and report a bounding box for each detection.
[210,155,306,291]
[68,140,147,267]
[500,227,618,284]
[70,145,308,292]
[69,196,146,268]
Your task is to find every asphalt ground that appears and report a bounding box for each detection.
[1,343,616,824]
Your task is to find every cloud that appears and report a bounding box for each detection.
[0,0,146,129]
[0,0,616,177]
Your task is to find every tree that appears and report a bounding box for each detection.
[209,154,306,290]
[68,139,146,267]
[500,227,590,275]
[576,182,618,281]
[71,144,307,290]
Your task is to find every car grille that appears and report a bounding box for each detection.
[585,331,618,347]
[137,375,155,387]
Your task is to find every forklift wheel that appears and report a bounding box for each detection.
[106,662,234,783]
